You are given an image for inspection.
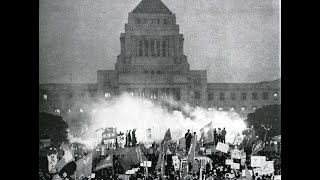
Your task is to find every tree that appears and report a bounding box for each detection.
[245,104,281,141]
[39,112,69,147]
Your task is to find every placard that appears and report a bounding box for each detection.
[225,159,233,165]
[206,149,212,155]
[215,142,229,153]
[260,161,274,174]
[253,168,263,176]
[240,151,246,158]
[242,169,253,177]
[231,149,241,159]
[91,173,95,178]
[274,175,281,180]
[125,170,135,174]
[251,156,266,167]
[231,163,240,169]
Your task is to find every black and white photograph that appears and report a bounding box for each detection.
[39,0,280,179]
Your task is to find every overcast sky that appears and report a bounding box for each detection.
[39,0,280,84]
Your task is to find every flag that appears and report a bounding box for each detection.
[164,128,172,142]
[179,138,186,150]
[55,150,74,173]
[200,122,214,144]
[119,147,147,171]
[76,153,92,179]
[95,153,113,171]
[244,164,253,180]
[102,127,117,140]
[58,161,77,178]
[252,140,264,155]
[187,134,197,162]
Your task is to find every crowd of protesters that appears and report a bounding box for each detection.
[39,127,281,180]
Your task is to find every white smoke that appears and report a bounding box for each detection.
[67,93,247,149]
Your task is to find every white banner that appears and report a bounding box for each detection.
[225,159,233,165]
[251,156,266,167]
[231,149,241,159]
[47,153,58,173]
[231,163,240,170]
[206,149,212,155]
[215,142,229,153]
[172,156,180,171]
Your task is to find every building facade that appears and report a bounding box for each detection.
[39,0,280,119]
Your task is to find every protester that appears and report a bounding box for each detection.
[185,129,192,153]
[217,128,222,142]
[128,130,132,147]
[213,128,217,145]
[221,128,226,143]
[132,129,137,147]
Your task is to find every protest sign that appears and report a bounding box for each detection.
[231,163,240,170]
[216,142,229,153]
[225,159,233,165]
[206,149,212,155]
[274,175,281,180]
[251,156,266,167]
[253,168,263,176]
[242,169,253,177]
[91,173,95,178]
[260,161,274,174]
[231,149,241,159]
[47,153,58,173]
[125,170,135,174]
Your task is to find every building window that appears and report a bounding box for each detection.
[219,92,225,100]
[151,70,154,74]
[241,93,247,100]
[263,92,269,100]
[241,106,246,111]
[230,92,236,100]
[208,93,214,101]
[105,93,111,98]
[55,109,60,114]
[273,93,279,100]
[151,19,154,24]
[80,108,83,113]
[136,18,140,24]
[164,19,168,24]
[252,92,258,100]
[43,94,47,101]
[144,70,148,74]
[252,106,257,111]
[157,70,161,74]
[162,40,167,57]
[145,40,149,56]
[195,91,201,99]
[157,19,160,24]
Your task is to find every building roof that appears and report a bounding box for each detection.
[132,0,173,14]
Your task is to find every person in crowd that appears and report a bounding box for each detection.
[128,130,132,147]
[221,128,226,143]
[125,130,128,147]
[217,128,222,142]
[213,128,217,145]
[132,129,137,147]
[185,129,192,153]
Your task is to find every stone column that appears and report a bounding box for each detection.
[142,38,145,57]
[160,39,163,57]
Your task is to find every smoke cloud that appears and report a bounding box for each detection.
[66,93,246,150]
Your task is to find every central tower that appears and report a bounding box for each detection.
[98,0,207,107]
[115,0,190,74]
